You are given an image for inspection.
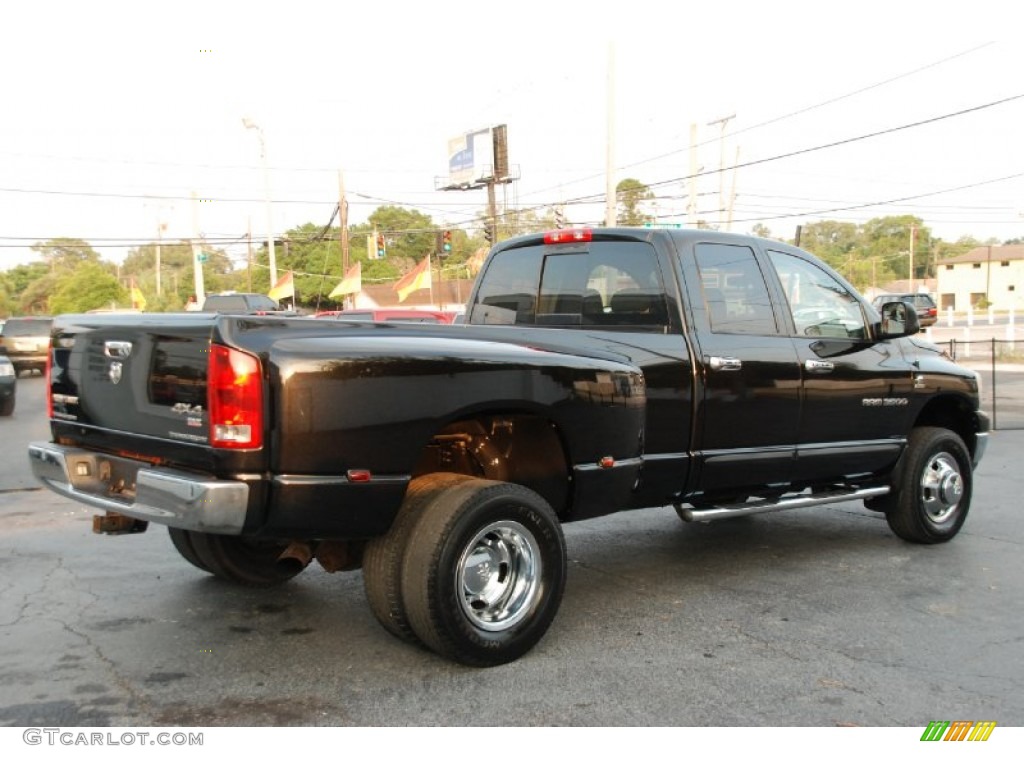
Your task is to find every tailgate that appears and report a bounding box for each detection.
[51,315,214,445]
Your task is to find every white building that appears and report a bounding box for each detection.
[935,245,1024,312]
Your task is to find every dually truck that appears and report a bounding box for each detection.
[29,227,989,666]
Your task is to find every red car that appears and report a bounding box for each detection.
[315,308,457,324]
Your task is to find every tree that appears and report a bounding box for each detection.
[48,262,127,313]
[860,215,931,284]
[615,178,653,226]
[122,241,239,311]
[30,238,103,273]
[0,263,49,314]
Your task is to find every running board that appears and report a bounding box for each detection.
[675,486,890,523]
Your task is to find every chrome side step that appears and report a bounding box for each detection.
[675,486,890,523]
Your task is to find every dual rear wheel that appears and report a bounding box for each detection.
[363,473,567,666]
[166,472,568,666]
[167,528,305,587]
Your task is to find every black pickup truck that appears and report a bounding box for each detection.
[28,228,988,666]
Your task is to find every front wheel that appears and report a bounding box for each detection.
[886,427,972,544]
[401,478,567,666]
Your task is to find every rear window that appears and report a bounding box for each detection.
[149,337,207,407]
[471,241,669,328]
[3,318,52,336]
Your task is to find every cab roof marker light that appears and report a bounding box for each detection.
[544,229,593,245]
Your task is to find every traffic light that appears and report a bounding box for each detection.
[376,233,386,258]
[483,222,496,244]
[442,230,452,253]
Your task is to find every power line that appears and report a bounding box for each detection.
[518,43,997,199]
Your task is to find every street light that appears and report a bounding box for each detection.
[242,117,277,286]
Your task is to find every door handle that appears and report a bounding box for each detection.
[804,359,834,373]
[708,356,742,371]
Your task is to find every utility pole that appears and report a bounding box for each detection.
[242,118,276,286]
[487,179,499,248]
[155,220,163,297]
[246,217,253,292]
[190,191,206,304]
[605,41,616,227]
[726,145,740,232]
[687,123,698,226]
[338,170,350,274]
[909,225,916,287]
[707,113,735,228]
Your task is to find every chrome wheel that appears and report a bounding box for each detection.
[401,478,567,665]
[887,427,972,544]
[457,520,541,632]
[920,451,964,525]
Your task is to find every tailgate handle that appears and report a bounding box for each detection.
[104,341,133,359]
[708,356,742,371]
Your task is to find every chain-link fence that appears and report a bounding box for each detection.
[932,337,1024,430]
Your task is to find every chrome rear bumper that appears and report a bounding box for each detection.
[28,442,249,535]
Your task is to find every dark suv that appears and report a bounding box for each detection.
[0,317,53,375]
[872,293,937,328]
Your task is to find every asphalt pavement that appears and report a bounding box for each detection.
[1,375,1022,727]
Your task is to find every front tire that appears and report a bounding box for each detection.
[886,427,972,544]
[187,532,307,586]
[401,478,566,666]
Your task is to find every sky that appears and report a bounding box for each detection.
[2,0,1022,283]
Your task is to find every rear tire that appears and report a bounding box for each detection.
[886,427,972,544]
[401,478,567,666]
[363,473,472,644]
[167,527,212,573]
[187,532,307,586]
[0,394,13,417]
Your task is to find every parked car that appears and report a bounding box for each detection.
[872,293,937,327]
[0,316,53,375]
[201,292,289,314]
[0,352,15,415]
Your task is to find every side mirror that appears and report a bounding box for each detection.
[876,300,920,339]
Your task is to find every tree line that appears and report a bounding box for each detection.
[1,191,1018,317]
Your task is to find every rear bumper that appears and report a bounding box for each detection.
[28,442,249,535]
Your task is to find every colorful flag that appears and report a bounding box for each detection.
[329,262,362,298]
[131,285,147,310]
[268,270,295,302]
[395,256,431,302]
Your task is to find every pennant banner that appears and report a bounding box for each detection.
[395,257,431,302]
[268,270,295,302]
[329,262,362,298]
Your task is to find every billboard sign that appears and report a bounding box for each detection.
[448,127,494,187]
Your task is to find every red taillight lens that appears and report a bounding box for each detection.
[208,344,263,449]
[544,228,592,244]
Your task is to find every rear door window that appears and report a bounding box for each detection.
[694,243,778,335]
[471,241,669,329]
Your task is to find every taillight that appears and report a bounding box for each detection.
[544,228,592,244]
[208,344,263,449]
